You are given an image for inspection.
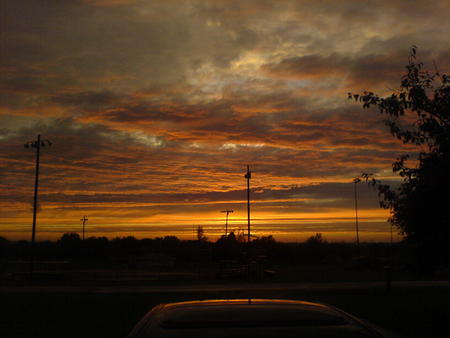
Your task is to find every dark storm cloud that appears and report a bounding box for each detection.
[261,54,349,79]
[261,49,450,90]
[1,181,383,213]
[47,83,400,152]
[0,117,162,197]
[1,0,261,98]
[52,91,122,112]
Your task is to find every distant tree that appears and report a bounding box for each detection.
[256,235,276,244]
[162,236,180,245]
[197,226,208,242]
[216,231,237,244]
[84,236,109,258]
[305,233,327,246]
[0,236,9,258]
[59,232,81,245]
[58,232,82,257]
[252,235,277,257]
[113,236,138,252]
[214,232,241,260]
[236,228,247,243]
[161,236,181,251]
[350,46,450,270]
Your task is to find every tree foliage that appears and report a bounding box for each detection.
[350,46,450,266]
[196,225,208,242]
[305,233,327,246]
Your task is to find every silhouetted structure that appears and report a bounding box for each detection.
[80,216,88,240]
[24,134,52,278]
[353,178,361,257]
[245,165,251,244]
[221,209,233,235]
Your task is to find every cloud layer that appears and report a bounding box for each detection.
[1,0,448,241]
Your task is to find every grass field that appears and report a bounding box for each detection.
[2,286,450,338]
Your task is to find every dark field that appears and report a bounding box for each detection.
[2,285,450,338]
[2,239,450,337]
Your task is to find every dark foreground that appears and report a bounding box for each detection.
[1,282,450,338]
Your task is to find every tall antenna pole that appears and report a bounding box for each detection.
[353,178,361,257]
[80,216,88,240]
[221,209,234,236]
[245,165,252,244]
[24,134,52,279]
[31,135,41,248]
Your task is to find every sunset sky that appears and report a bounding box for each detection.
[1,0,449,242]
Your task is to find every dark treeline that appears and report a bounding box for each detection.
[0,232,402,268]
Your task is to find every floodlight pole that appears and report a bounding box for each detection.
[24,134,52,279]
[81,216,88,240]
[245,165,251,244]
[353,178,361,257]
[221,209,234,236]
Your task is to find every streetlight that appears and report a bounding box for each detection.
[24,134,52,279]
[353,177,361,257]
[221,209,233,236]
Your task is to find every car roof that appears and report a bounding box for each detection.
[163,298,330,309]
[157,299,348,328]
[128,299,386,338]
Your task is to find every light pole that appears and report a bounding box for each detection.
[24,134,52,279]
[221,209,233,236]
[245,165,251,244]
[353,177,361,257]
[80,216,88,240]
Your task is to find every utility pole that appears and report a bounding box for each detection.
[245,165,251,244]
[221,209,234,236]
[353,177,361,257]
[80,216,88,240]
[24,134,52,279]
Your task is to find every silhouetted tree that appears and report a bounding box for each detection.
[84,236,109,259]
[111,236,139,253]
[301,233,328,263]
[350,46,450,271]
[214,232,242,260]
[236,228,247,243]
[305,233,327,246]
[0,236,9,260]
[58,233,82,257]
[196,226,208,242]
[59,232,82,245]
[254,235,276,245]
[162,236,180,247]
